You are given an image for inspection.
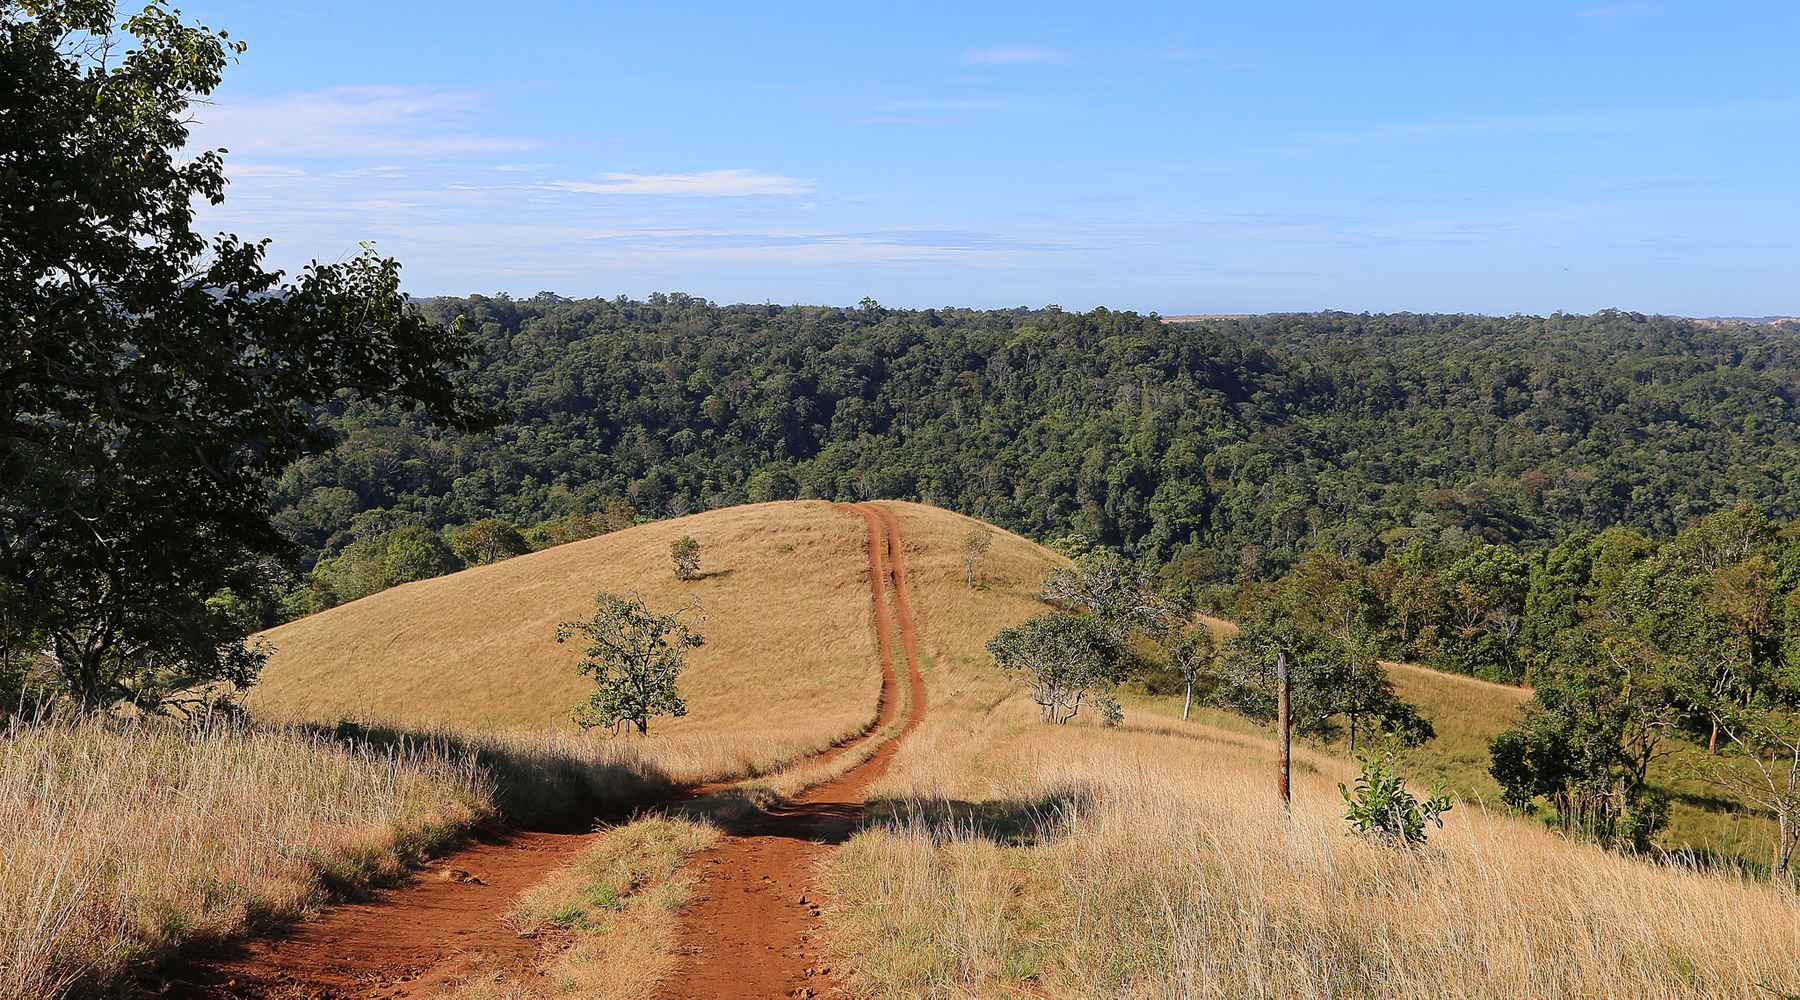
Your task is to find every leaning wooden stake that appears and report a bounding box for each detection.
[1276,649,1291,811]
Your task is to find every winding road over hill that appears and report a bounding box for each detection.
[654,503,928,999]
[173,502,925,999]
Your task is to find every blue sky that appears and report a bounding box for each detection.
[182,1,1800,314]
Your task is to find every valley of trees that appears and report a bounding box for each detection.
[272,295,1800,598]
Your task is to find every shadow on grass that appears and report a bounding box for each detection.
[862,787,1098,847]
[298,720,680,833]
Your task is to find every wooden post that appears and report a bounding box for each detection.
[1276,649,1291,811]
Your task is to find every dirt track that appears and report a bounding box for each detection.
[654,503,927,999]
[169,502,925,999]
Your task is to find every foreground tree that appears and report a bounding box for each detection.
[1039,552,1188,645]
[555,593,704,735]
[1488,631,1679,851]
[0,2,489,712]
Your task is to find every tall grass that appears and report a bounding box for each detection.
[827,710,1800,999]
[0,713,493,1000]
[0,708,882,1000]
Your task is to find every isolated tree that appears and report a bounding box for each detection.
[670,535,702,581]
[0,2,490,712]
[1702,702,1800,879]
[1167,627,1216,721]
[987,612,1119,724]
[447,518,530,566]
[961,526,993,587]
[555,592,704,736]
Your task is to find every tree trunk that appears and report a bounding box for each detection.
[1277,650,1291,811]
[1349,713,1357,755]
[1182,678,1193,721]
[1777,811,1795,879]
[1708,719,1719,755]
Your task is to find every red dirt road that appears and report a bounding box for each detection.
[655,503,927,1000]
[168,502,925,999]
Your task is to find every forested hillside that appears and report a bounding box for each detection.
[275,296,1800,584]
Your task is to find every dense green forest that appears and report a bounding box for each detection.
[276,296,1800,587]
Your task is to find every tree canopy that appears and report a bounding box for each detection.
[0,1,489,711]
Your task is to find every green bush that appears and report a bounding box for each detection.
[1339,745,1453,847]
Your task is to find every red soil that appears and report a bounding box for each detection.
[165,502,926,999]
[654,502,927,999]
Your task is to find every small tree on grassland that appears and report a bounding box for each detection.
[1168,627,1217,721]
[555,593,704,736]
[670,536,702,581]
[987,612,1120,724]
[1340,741,1453,847]
[961,526,994,587]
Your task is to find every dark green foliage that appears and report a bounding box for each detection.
[555,592,703,736]
[306,526,463,610]
[0,2,488,712]
[1487,510,1791,851]
[263,298,1800,587]
[1210,558,1434,748]
[1339,745,1454,847]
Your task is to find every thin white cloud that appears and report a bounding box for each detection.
[963,44,1065,65]
[544,170,814,197]
[226,163,307,178]
[188,85,533,160]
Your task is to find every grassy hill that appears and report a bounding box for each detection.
[821,505,1800,999]
[11,501,1796,999]
[251,501,884,740]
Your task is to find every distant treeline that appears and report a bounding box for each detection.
[276,296,1799,588]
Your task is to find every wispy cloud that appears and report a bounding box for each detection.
[227,163,308,178]
[188,85,533,160]
[963,44,1066,65]
[543,170,814,197]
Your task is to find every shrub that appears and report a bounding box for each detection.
[670,536,702,581]
[1339,744,1453,847]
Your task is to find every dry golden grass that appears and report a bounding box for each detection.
[0,502,904,1000]
[830,718,1800,999]
[0,714,492,1000]
[436,816,719,1000]
[824,504,1800,999]
[251,500,882,745]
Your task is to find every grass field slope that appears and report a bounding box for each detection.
[10,502,1798,999]
[251,501,883,745]
[822,505,1800,1000]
